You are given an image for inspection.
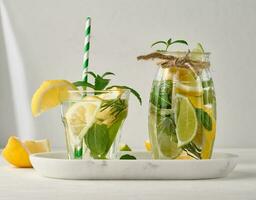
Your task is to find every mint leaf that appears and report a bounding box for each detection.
[84,124,109,157]
[167,38,172,45]
[84,71,97,78]
[195,108,212,131]
[94,75,110,90]
[106,115,126,151]
[171,40,188,46]
[107,85,142,105]
[151,41,167,48]
[102,72,115,78]
[120,154,136,160]
[151,38,188,51]
[150,80,172,109]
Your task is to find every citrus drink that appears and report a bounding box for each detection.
[148,52,216,159]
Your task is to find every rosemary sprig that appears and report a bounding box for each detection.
[101,98,128,118]
[182,142,202,159]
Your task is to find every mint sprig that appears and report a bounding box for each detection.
[73,71,142,105]
[151,38,188,51]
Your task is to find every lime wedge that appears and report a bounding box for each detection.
[191,43,204,61]
[65,97,101,139]
[176,95,198,147]
[158,133,182,159]
[119,144,132,151]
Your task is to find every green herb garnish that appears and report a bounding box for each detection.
[151,38,188,51]
[195,108,212,131]
[73,71,142,105]
[120,154,136,160]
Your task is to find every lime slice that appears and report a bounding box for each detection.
[176,95,198,147]
[158,133,182,159]
[191,43,204,61]
[65,97,101,139]
[119,144,132,151]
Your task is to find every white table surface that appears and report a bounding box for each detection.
[0,148,256,200]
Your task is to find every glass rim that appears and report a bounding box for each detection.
[67,89,131,93]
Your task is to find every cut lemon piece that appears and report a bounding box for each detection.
[31,80,77,116]
[98,87,125,100]
[65,98,101,139]
[2,137,32,168]
[176,95,198,147]
[2,137,52,168]
[144,140,152,152]
[176,153,194,160]
[170,67,203,97]
[189,95,203,108]
[201,106,216,159]
[23,139,51,154]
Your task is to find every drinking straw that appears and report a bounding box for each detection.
[82,17,91,82]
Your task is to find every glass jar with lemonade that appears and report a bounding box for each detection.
[138,42,216,159]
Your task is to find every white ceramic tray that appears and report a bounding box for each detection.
[30,151,238,180]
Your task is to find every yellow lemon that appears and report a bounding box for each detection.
[23,139,51,154]
[2,137,51,168]
[31,80,77,116]
[144,140,152,152]
[176,152,194,160]
[201,106,216,159]
[2,137,31,168]
[64,97,101,139]
[169,67,203,97]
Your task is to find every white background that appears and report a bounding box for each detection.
[0,0,256,149]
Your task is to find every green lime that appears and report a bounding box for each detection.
[176,95,198,147]
[158,133,182,159]
[191,43,204,61]
[119,144,132,151]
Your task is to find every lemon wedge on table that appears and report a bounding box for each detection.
[31,80,77,116]
[2,136,50,168]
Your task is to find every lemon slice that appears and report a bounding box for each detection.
[24,139,51,154]
[65,97,101,139]
[169,67,203,97]
[31,80,77,116]
[201,106,216,159]
[2,137,51,168]
[144,140,152,152]
[176,95,198,147]
[98,87,124,100]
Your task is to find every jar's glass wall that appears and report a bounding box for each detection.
[148,52,216,160]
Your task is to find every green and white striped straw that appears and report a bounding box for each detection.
[82,17,91,81]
